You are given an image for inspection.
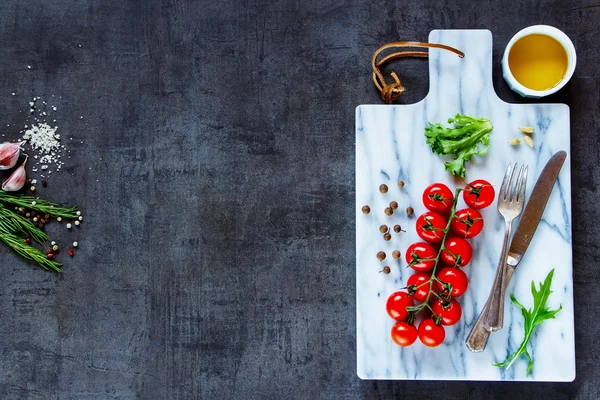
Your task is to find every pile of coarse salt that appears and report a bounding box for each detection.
[23,122,65,175]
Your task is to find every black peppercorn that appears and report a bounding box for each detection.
[398,180,405,188]
[376,251,386,261]
[380,266,391,274]
[362,205,371,214]
[392,250,401,259]
[383,233,391,241]
[390,201,398,210]
[379,184,388,194]
[379,224,388,233]
[406,206,414,216]
[384,207,393,216]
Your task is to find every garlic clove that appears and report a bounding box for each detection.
[2,159,27,192]
[0,141,24,170]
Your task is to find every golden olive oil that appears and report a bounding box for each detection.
[508,34,568,91]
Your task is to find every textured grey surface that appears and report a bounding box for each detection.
[0,1,598,399]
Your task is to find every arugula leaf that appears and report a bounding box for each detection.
[424,114,493,178]
[493,269,562,376]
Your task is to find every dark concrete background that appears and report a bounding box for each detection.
[0,0,598,399]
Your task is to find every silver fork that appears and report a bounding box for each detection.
[483,163,528,331]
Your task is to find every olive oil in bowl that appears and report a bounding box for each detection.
[508,34,568,91]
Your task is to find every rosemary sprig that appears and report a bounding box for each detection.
[0,231,62,272]
[0,204,49,243]
[0,191,78,219]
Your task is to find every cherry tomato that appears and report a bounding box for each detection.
[405,242,437,272]
[386,291,415,321]
[407,272,433,302]
[416,211,447,243]
[463,179,495,209]
[441,237,473,267]
[451,208,484,239]
[422,183,454,214]
[418,319,445,347]
[436,267,469,298]
[391,321,418,347]
[431,298,462,326]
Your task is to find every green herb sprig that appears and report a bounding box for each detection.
[0,231,62,272]
[0,204,49,243]
[0,191,79,219]
[493,269,562,375]
[424,114,493,178]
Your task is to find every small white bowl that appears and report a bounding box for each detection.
[502,25,576,98]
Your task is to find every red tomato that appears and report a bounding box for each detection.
[407,272,433,302]
[416,212,447,243]
[405,242,437,272]
[422,183,454,214]
[463,179,495,209]
[386,291,415,321]
[391,321,418,347]
[436,267,469,298]
[418,319,445,347]
[441,237,473,267]
[431,298,462,326]
[451,208,484,239]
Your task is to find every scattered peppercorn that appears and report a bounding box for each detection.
[74,221,80,226]
[383,233,391,241]
[47,253,54,259]
[390,201,398,210]
[68,249,75,257]
[384,207,393,216]
[379,224,388,233]
[380,266,391,274]
[392,250,401,259]
[393,224,405,233]
[42,180,48,188]
[24,237,32,245]
[376,251,386,261]
[52,244,59,252]
[406,206,414,216]
[379,184,388,194]
[362,205,371,214]
[398,180,405,188]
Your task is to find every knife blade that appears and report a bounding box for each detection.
[506,150,567,268]
[465,150,567,352]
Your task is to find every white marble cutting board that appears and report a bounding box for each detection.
[356,30,574,381]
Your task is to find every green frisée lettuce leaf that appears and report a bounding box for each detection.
[493,269,562,376]
[424,114,493,178]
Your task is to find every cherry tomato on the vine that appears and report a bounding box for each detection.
[436,267,469,298]
[463,179,495,209]
[441,237,473,267]
[405,242,437,272]
[391,321,418,347]
[386,291,415,321]
[406,272,433,302]
[451,208,484,239]
[422,183,454,214]
[416,211,447,243]
[418,319,445,347]
[431,298,463,326]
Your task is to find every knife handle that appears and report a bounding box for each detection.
[465,264,517,352]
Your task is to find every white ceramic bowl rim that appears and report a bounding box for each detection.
[502,25,577,97]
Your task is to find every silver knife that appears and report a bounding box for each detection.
[466,150,567,352]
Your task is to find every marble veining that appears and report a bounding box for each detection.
[356,30,574,381]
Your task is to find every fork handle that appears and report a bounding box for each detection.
[483,219,513,331]
[466,264,517,351]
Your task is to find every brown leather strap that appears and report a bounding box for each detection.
[372,41,465,103]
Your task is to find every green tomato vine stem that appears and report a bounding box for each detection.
[407,187,463,317]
